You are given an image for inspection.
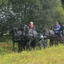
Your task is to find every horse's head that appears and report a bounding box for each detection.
[21,24,25,31]
[41,27,50,36]
[41,27,46,32]
[41,27,47,35]
[41,27,54,38]
[10,26,18,35]
[21,24,29,35]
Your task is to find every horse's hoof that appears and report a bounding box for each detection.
[13,50,15,52]
[18,51,21,53]
[41,48,43,50]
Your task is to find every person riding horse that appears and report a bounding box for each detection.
[29,21,36,30]
[28,21,36,37]
[54,21,60,36]
[60,23,64,44]
[20,22,44,50]
[60,23,64,38]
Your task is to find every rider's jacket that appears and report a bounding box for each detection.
[60,26,64,35]
[29,24,35,30]
[54,24,60,33]
[60,26,64,31]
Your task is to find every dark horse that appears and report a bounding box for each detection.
[41,27,64,47]
[10,26,23,52]
[26,29,38,50]
[21,24,47,50]
[41,27,58,46]
[20,24,29,50]
[20,24,37,50]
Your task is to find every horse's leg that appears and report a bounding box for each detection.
[52,38,54,46]
[27,39,31,51]
[55,40,56,47]
[50,39,53,47]
[49,39,52,47]
[55,39,58,47]
[55,40,57,46]
[54,38,57,47]
[63,39,64,45]
[52,40,54,46]
[23,44,25,50]
[27,39,31,46]
[18,42,22,52]
[26,42,29,50]
[23,46,25,50]
[39,41,43,50]
[55,39,58,46]
[49,42,51,47]
[13,41,15,52]
[44,43,47,49]
[57,40,58,46]
[43,44,45,49]
[29,46,32,51]
[44,41,48,49]
[20,46,23,52]
[33,46,35,51]
[26,46,29,50]
[18,43,20,52]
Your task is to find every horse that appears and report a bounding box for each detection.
[41,27,59,46]
[20,24,36,50]
[21,24,47,50]
[20,24,30,50]
[10,26,23,52]
[26,29,38,50]
[41,27,64,47]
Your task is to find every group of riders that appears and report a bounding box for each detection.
[11,21,64,52]
[29,21,64,39]
[53,21,64,39]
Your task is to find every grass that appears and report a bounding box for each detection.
[0,42,18,55]
[0,41,64,64]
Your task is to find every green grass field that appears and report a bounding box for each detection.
[0,41,64,64]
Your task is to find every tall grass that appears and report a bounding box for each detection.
[0,43,64,64]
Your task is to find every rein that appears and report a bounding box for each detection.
[54,34,63,41]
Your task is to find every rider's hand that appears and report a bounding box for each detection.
[54,29,56,31]
[60,31,62,33]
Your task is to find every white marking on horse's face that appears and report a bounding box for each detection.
[41,35,44,38]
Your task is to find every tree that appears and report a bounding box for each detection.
[33,0,64,30]
[0,0,40,35]
[54,0,64,25]
[33,0,58,29]
[0,0,64,35]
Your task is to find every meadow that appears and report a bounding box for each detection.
[0,40,64,64]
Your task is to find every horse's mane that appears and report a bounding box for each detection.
[41,27,54,35]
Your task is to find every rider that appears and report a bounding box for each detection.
[60,23,64,38]
[29,21,37,37]
[54,21,60,36]
[29,21,36,30]
[59,23,64,44]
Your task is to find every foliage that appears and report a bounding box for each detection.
[0,0,64,35]
[55,1,64,26]
[34,0,58,29]
[0,0,8,8]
